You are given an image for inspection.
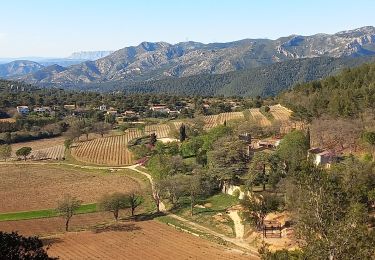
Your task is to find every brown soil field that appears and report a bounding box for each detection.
[0,212,114,236]
[46,220,253,260]
[11,136,66,156]
[0,165,141,212]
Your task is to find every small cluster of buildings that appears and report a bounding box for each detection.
[241,133,337,169]
[16,106,53,116]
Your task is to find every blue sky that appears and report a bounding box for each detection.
[0,0,374,57]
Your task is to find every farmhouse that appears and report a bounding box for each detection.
[16,106,29,116]
[308,148,337,168]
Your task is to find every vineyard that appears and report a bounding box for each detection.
[249,108,272,127]
[28,145,65,160]
[172,121,183,131]
[203,114,220,130]
[218,112,244,124]
[71,129,142,166]
[203,112,244,130]
[269,104,292,122]
[144,124,171,138]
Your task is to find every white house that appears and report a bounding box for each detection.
[98,104,107,111]
[150,105,170,113]
[16,106,29,116]
[308,148,336,168]
[33,106,52,113]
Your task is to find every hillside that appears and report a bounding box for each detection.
[0,60,44,78]
[16,26,375,86]
[279,61,375,119]
[74,55,375,97]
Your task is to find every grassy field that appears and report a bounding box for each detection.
[172,193,239,237]
[0,204,97,221]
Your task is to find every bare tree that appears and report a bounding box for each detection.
[56,194,82,231]
[99,192,130,221]
[0,144,11,161]
[128,192,143,216]
[93,122,111,138]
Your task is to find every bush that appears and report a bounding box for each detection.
[0,231,56,259]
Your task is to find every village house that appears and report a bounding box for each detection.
[64,104,76,110]
[106,109,118,116]
[308,148,337,168]
[16,106,29,116]
[167,110,180,116]
[98,104,107,111]
[122,110,138,117]
[33,106,52,113]
[150,105,170,113]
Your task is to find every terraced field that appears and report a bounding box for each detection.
[172,121,183,131]
[269,104,292,122]
[71,129,142,166]
[203,114,220,130]
[249,109,272,127]
[203,112,244,130]
[218,112,244,124]
[144,124,171,138]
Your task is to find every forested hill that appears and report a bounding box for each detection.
[279,61,375,120]
[73,55,375,97]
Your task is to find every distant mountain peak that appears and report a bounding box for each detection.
[67,51,114,60]
[6,25,375,87]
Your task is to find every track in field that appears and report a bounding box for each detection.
[144,124,171,138]
[71,129,142,166]
[249,108,272,127]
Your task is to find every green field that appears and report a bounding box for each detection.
[0,203,97,222]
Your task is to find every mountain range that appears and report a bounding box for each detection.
[1,26,375,96]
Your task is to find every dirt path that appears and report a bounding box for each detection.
[126,164,166,212]
[228,210,245,239]
[129,165,258,257]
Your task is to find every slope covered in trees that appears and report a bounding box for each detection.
[279,61,375,119]
[75,56,375,97]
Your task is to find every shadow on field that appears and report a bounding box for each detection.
[93,223,142,233]
[133,211,166,222]
[42,237,64,246]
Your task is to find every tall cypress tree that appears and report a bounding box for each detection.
[179,124,186,142]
